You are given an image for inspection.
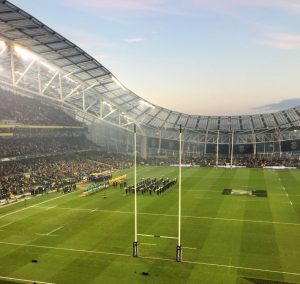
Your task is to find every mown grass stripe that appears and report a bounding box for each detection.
[0,240,299,277]
[33,205,300,226]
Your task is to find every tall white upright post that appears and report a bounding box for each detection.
[230,130,234,167]
[216,130,219,167]
[176,125,182,262]
[133,124,138,257]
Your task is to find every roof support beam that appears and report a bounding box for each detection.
[63,84,82,100]
[102,108,116,120]
[41,71,58,94]
[15,59,35,85]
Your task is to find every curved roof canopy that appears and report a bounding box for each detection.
[0,0,300,133]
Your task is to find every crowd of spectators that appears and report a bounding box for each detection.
[145,155,300,168]
[0,152,127,201]
[0,90,81,126]
[1,87,299,204]
[1,150,299,202]
[200,156,300,168]
[0,136,97,158]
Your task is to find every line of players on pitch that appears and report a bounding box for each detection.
[125,177,177,195]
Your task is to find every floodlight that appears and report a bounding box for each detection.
[14,45,37,61]
[0,40,6,55]
[41,61,56,72]
[103,101,112,109]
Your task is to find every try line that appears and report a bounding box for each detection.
[0,240,299,278]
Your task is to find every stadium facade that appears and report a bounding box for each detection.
[0,0,300,159]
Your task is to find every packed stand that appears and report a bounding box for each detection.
[0,152,129,202]
[145,155,299,168]
[0,89,81,126]
[0,136,97,158]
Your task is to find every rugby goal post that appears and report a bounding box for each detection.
[132,124,183,262]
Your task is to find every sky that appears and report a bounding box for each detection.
[10,0,300,116]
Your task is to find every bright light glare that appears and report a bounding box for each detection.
[41,61,56,72]
[14,45,37,61]
[112,76,125,90]
[0,40,7,55]
[103,101,113,110]
[0,40,6,49]
[139,100,155,109]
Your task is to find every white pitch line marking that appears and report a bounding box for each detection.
[0,191,77,220]
[35,233,57,237]
[0,221,15,229]
[90,208,98,213]
[47,226,64,235]
[0,275,55,284]
[1,240,300,277]
[182,246,197,250]
[140,242,157,246]
[0,240,131,258]
[46,206,56,211]
[290,201,293,206]
[34,206,300,227]
[36,226,64,237]
[180,259,300,277]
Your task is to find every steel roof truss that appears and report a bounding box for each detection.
[41,71,58,94]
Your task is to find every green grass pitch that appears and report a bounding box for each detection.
[0,167,299,284]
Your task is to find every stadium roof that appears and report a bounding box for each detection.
[0,0,300,132]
